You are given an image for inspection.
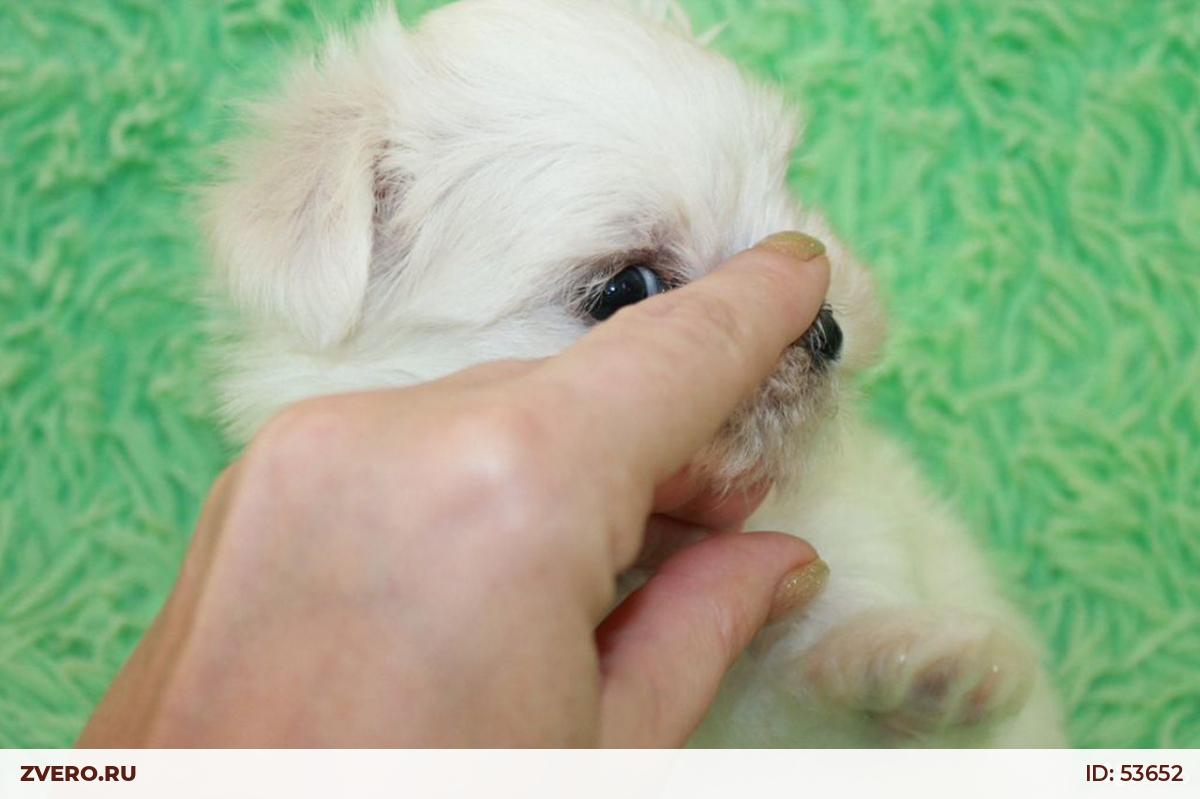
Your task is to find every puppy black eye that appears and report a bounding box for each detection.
[587,265,664,321]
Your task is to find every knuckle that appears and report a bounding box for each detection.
[446,405,547,478]
[244,395,361,495]
[439,404,557,533]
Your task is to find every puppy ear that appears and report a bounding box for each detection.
[205,11,411,350]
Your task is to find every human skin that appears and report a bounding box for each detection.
[78,233,832,747]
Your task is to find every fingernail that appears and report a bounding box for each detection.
[768,558,829,623]
[756,231,826,262]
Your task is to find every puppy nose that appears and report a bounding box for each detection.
[800,306,842,366]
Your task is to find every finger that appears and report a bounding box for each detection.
[535,234,829,553]
[551,234,827,477]
[633,476,772,571]
[411,357,543,394]
[630,516,710,572]
[629,481,773,571]
[596,531,827,746]
[446,357,542,384]
[653,470,772,532]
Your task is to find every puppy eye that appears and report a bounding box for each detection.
[586,265,664,321]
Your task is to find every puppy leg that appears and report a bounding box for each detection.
[802,606,1036,736]
[740,416,1064,745]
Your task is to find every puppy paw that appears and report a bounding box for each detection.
[804,607,1037,735]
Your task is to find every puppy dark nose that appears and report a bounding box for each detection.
[801,305,842,367]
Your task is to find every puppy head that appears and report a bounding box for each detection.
[206,0,885,486]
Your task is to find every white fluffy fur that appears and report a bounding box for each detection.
[205,0,1064,746]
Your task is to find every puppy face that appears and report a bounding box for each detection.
[207,0,884,486]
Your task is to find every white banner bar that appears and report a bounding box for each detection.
[2,749,1195,798]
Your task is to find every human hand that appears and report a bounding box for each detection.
[78,232,831,747]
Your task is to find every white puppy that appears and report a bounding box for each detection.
[204,0,1065,746]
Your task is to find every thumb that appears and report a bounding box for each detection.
[595,531,828,746]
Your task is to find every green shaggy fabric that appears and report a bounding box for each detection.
[1,0,1197,748]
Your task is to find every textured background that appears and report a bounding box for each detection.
[1,0,1197,747]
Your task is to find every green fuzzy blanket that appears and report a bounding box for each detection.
[1,0,1197,748]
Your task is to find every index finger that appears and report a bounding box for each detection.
[540,231,830,485]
